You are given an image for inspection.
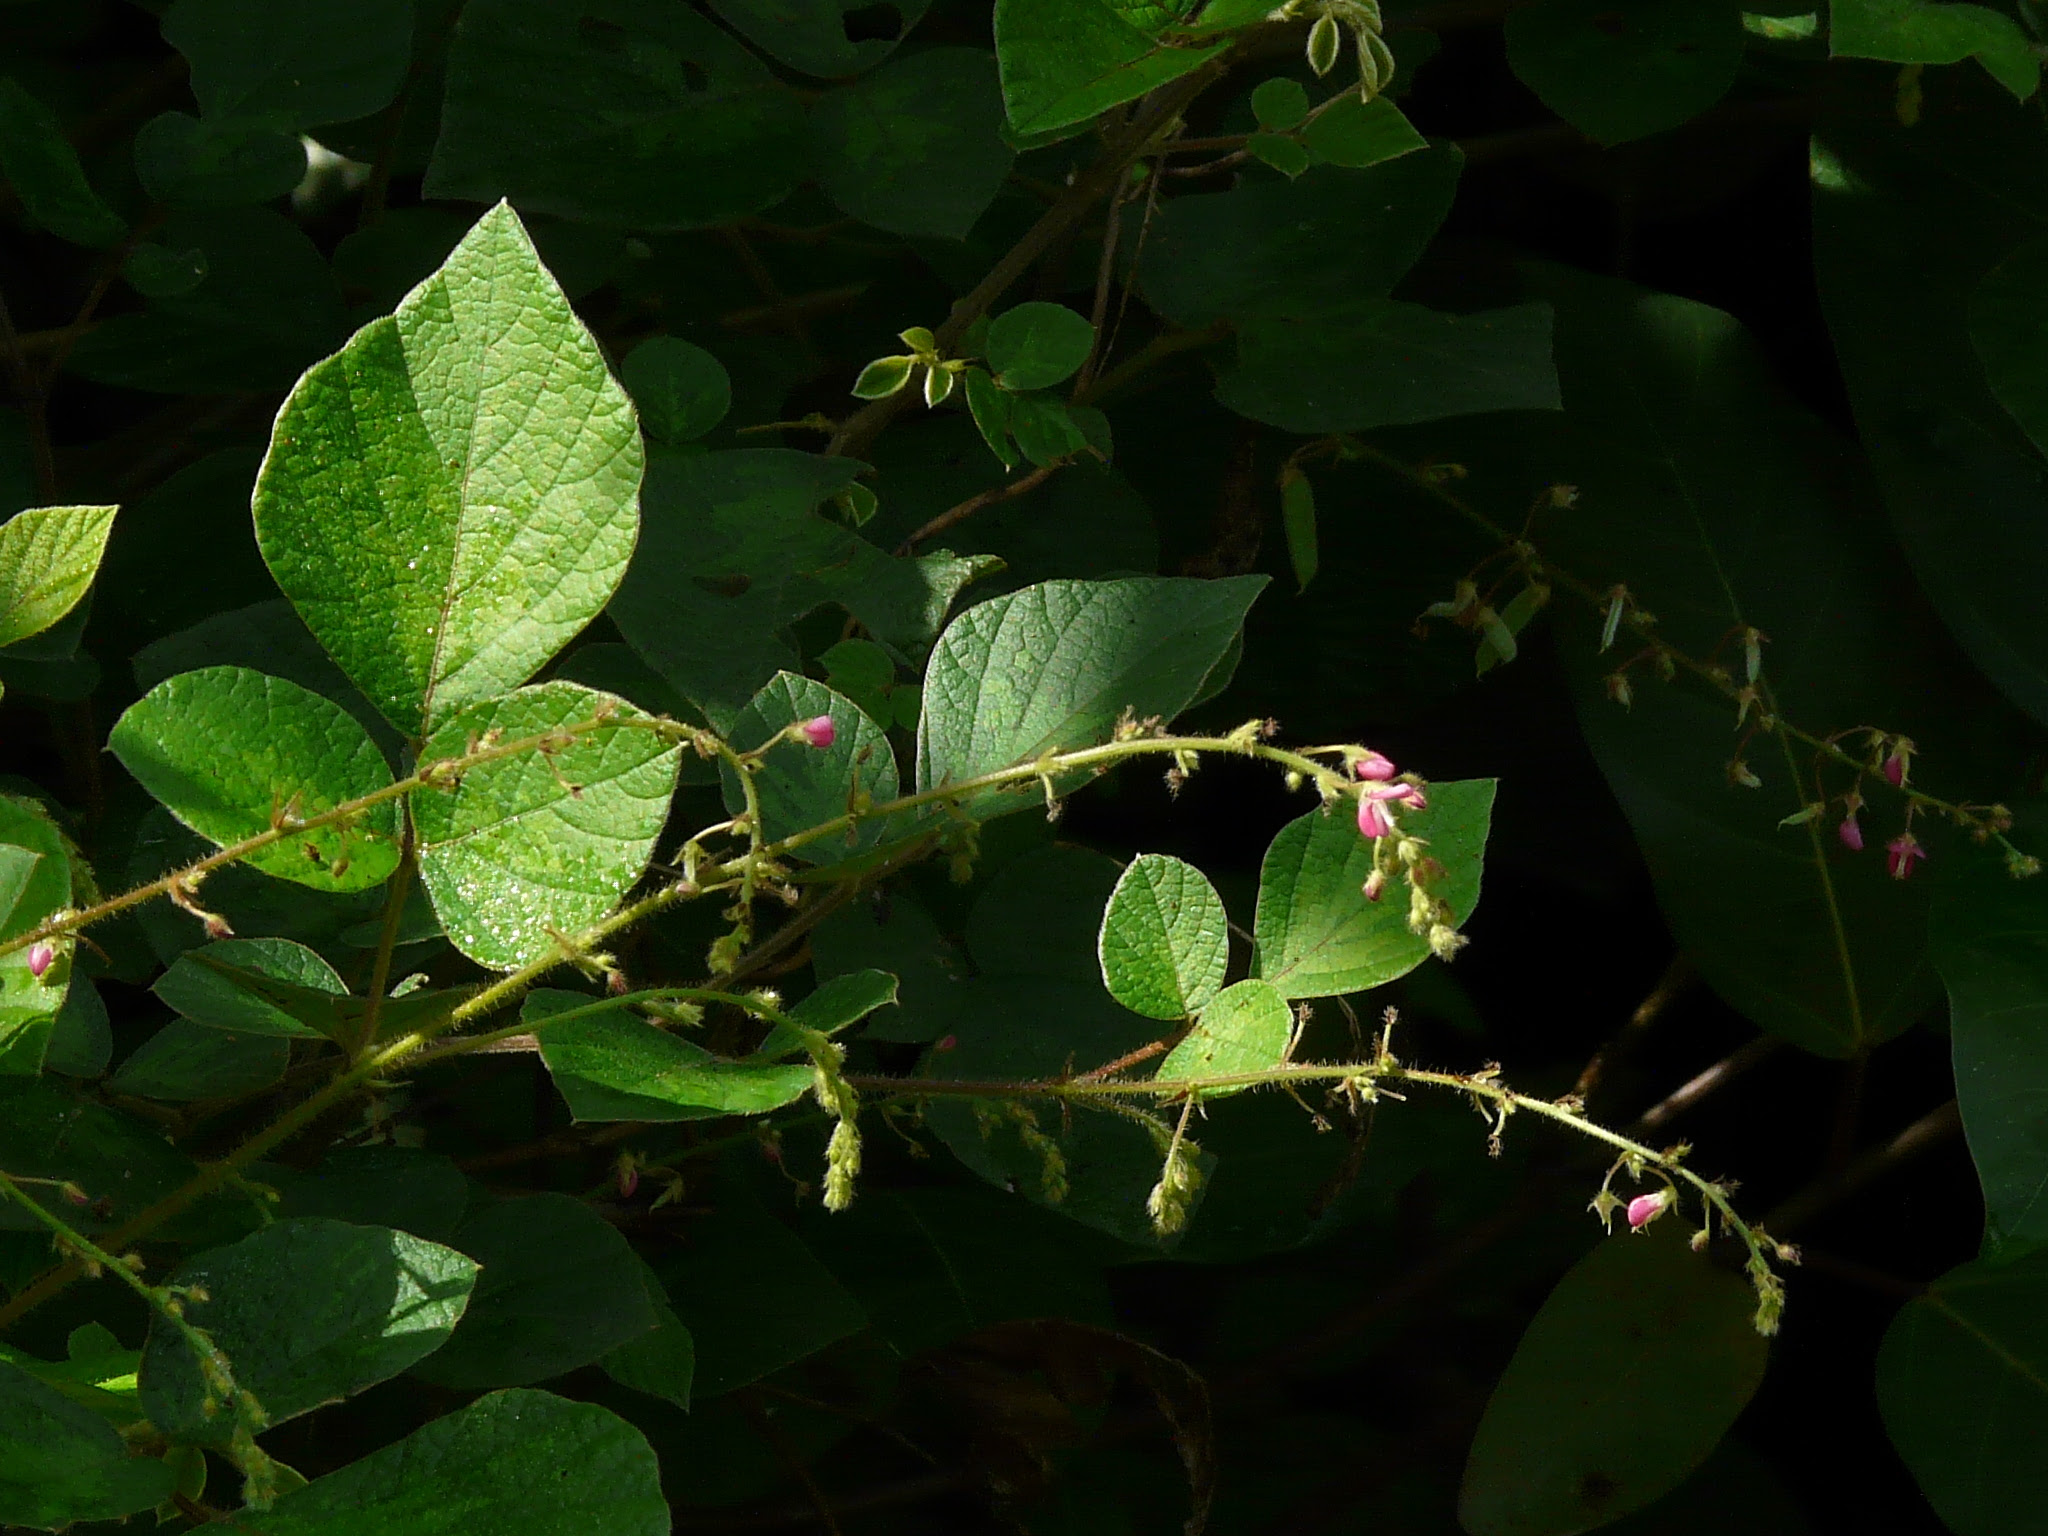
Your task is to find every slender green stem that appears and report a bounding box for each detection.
[0,1170,250,1413]
[350,836,418,1062]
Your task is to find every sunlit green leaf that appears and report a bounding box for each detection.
[254,202,642,735]
[0,505,116,650]
[1253,781,1495,1000]
[108,666,401,893]
[1098,853,1229,1020]
[412,683,680,971]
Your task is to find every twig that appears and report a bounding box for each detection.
[893,461,1061,556]
[1572,953,1693,1105]
[1629,1036,1783,1135]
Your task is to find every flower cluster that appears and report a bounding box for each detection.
[1349,748,1464,961]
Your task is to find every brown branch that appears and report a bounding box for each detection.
[1572,952,1693,1105]
[894,461,1061,556]
[1629,1035,1783,1135]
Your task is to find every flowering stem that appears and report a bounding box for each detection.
[847,1051,1792,1334]
[1353,444,2034,874]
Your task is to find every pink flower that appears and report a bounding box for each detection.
[1838,814,1864,852]
[1883,740,1913,788]
[798,715,836,749]
[1356,780,1428,840]
[1886,833,1926,881]
[1362,869,1388,902]
[25,943,53,981]
[1626,1191,1667,1229]
[1352,750,1397,782]
[617,1163,640,1200]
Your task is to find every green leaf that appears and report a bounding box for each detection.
[601,1257,694,1410]
[1281,470,1318,591]
[1970,231,2048,461]
[0,1360,172,1530]
[610,449,975,726]
[853,354,917,398]
[131,112,305,207]
[1877,1246,2048,1536]
[0,79,125,247]
[412,683,681,972]
[964,367,1019,467]
[530,989,816,1122]
[0,505,116,649]
[788,969,902,1036]
[1459,1224,1771,1536]
[621,336,732,445]
[812,888,969,1043]
[1301,93,1428,168]
[1158,977,1291,1097]
[108,666,401,893]
[1138,154,1460,328]
[122,241,208,298]
[105,1019,290,1102]
[43,978,111,1079]
[1506,0,1743,145]
[1250,77,1310,130]
[805,1185,1114,1355]
[994,0,1229,139]
[426,0,808,229]
[813,48,1015,240]
[254,202,642,736]
[706,0,933,78]
[1009,391,1090,466]
[161,0,414,130]
[1247,131,1311,177]
[239,1389,667,1536]
[0,1080,200,1237]
[153,938,347,1040]
[67,208,344,395]
[987,301,1096,391]
[1831,0,2040,97]
[721,672,902,863]
[138,1218,479,1445]
[916,576,1267,821]
[411,1193,655,1389]
[271,1147,469,1245]
[1217,301,1561,433]
[1098,853,1229,1020]
[0,798,71,1075]
[660,1183,867,1397]
[1253,780,1495,1000]
[924,975,1201,1246]
[1932,865,2048,1254]
[1529,270,1947,1056]
[1814,69,2048,726]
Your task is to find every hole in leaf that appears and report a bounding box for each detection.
[842,2,903,43]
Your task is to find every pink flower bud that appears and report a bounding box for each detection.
[1838,814,1864,852]
[1883,740,1913,788]
[60,1183,88,1207]
[798,715,836,749]
[1358,796,1394,840]
[1352,750,1397,782]
[1886,833,1926,881]
[1362,869,1387,902]
[26,943,53,981]
[616,1164,639,1200]
[934,1034,957,1052]
[1626,1191,1667,1229]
